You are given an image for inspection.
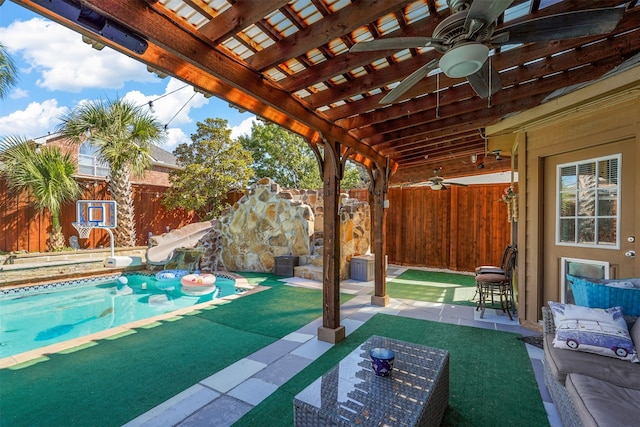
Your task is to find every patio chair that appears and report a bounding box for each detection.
[475,247,517,320]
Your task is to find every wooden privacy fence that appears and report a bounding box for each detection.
[0,179,195,252]
[349,184,513,272]
[1,179,512,272]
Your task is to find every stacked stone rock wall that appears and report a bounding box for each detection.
[200,177,370,276]
[298,190,370,277]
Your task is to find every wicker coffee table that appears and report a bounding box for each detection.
[294,335,449,426]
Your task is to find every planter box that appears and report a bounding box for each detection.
[274,256,299,277]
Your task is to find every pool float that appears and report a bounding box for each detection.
[180,273,217,296]
[155,269,189,281]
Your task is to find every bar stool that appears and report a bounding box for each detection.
[472,245,513,302]
[475,248,517,319]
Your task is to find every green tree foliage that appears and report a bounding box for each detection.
[0,42,18,99]
[163,118,253,220]
[239,121,369,190]
[0,136,81,251]
[57,98,165,247]
[238,121,321,189]
[341,163,367,189]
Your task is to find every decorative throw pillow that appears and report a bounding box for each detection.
[632,320,640,350]
[548,301,638,363]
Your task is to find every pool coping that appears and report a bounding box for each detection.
[0,271,260,369]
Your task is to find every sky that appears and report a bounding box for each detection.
[0,1,258,153]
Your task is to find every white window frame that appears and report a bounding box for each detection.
[78,142,109,177]
[555,154,621,249]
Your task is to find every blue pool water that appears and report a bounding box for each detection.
[0,273,238,359]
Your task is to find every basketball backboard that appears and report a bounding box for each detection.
[76,200,117,228]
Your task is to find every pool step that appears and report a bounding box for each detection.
[0,248,147,287]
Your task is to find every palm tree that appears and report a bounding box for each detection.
[0,136,81,251]
[0,42,18,99]
[57,98,165,247]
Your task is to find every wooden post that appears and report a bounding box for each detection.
[370,162,389,306]
[317,139,345,343]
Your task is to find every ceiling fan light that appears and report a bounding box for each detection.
[439,43,489,78]
[431,183,443,190]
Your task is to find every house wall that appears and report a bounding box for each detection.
[488,67,640,329]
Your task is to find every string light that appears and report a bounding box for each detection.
[164,92,197,130]
[145,84,189,106]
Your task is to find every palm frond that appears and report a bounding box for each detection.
[0,43,19,99]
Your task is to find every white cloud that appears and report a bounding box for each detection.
[230,116,258,140]
[124,78,209,129]
[9,88,29,99]
[0,17,155,92]
[162,128,191,152]
[0,99,68,137]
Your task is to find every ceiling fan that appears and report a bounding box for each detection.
[350,0,626,104]
[421,168,468,190]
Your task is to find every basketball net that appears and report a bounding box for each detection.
[72,222,94,239]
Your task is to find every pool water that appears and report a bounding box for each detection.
[0,273,237,359]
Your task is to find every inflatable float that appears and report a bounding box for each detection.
[180,273,217,296]
[154,269,189,291]
[155,269,189,281]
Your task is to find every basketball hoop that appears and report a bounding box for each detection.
[72,222,93,239]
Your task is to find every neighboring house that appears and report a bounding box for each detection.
[38,133,180,186]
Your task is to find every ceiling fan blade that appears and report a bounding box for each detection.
[467,59,502,99]
[350,37,441,52]
[464,0,514,33]
[380,59,439,104]
[442,181,468,187]
[493,7,625,45]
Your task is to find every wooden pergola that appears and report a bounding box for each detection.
[13,0,640,342]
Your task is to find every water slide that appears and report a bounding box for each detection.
[146,220,216,266]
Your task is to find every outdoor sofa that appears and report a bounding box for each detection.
[542,277,640,427]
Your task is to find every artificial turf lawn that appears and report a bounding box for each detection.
[0,274,353,427]
[235,313,549,427]
[387,269,477,307]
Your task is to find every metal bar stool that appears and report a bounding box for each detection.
[475,248,517,319]
[472,245,513,302]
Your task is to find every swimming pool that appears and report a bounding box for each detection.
[0,272,240,359]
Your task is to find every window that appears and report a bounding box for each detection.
[78,141,109,177]
[557,155,620,248]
